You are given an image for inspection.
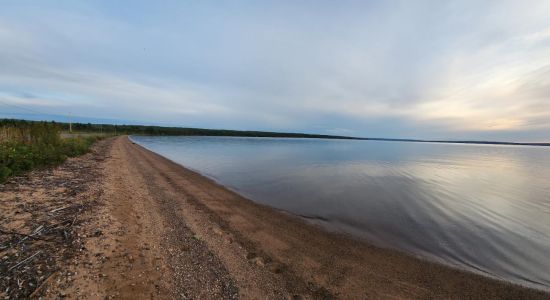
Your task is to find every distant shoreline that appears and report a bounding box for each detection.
[3,118,549,147]
[355,137,550,147]
[130,134,550,147]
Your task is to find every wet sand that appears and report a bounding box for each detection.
[2,136,548,299]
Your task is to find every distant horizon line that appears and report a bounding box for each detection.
[2,117,549,147]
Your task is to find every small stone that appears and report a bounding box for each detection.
[252,257,265,267]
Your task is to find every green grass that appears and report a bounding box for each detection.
[0,122,102,183]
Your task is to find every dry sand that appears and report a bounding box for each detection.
[1,136,548,299]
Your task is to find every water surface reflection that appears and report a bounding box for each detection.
[131,136,550,290]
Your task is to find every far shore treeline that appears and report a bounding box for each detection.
[1,118,548,149]
[63,122,357,139]
[0,118,358,139]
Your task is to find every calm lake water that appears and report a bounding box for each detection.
[131,135,550,290]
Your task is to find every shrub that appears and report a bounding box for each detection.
[0,123,101,183]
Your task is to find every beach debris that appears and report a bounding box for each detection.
[0,139,108,298]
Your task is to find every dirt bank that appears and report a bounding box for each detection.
[1,136,547,299]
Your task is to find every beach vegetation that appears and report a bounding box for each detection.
[0,120,101,183]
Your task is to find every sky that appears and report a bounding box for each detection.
[1,1,549,142]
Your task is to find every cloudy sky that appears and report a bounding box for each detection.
[1,1,549,141]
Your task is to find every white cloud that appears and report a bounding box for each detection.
[0,1,549,141]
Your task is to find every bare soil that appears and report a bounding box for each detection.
[1,136,548,299]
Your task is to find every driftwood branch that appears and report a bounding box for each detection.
[0,229,48,241]
[8,251,42,271]
[50,205,70,213]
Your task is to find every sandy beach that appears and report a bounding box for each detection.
[1,136,548,299]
